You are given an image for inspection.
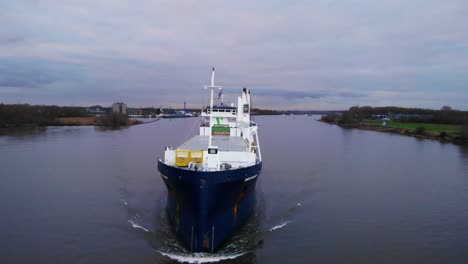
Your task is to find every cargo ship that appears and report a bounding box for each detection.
[157,68,262,253]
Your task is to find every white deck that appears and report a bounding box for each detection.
[178,135,248,152]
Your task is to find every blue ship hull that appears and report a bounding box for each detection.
[157,160,262,252]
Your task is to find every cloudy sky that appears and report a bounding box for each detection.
[1,0,467,110]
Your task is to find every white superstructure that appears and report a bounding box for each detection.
[163,68,262,171]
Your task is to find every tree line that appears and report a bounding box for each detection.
[0,104,89,127]
[321,105,468,142]
[333,106,468,125]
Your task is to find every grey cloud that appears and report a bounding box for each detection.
[0,74,54,88]
[254,89,329,99]
[0,59,82,89]
[253,89,367,100]
[0,0,467,110]
[336,91,366,98]
[0,35,24,45]
[0,63,52,89]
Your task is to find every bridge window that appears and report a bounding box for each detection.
[208,148,218,154]
[243,104,249,113]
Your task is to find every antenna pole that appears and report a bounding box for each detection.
[209,68,215,147]
[203,67,221,148]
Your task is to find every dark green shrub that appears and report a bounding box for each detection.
[439,131,447,138]
[321,113,339,123]
[96,113,128,126]
[339,111,359,125]
[461,123,468,140]
[415,127,425,134]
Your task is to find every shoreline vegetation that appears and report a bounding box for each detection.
[58,115,143,126]
[321,106,468,145]
[4,102,466,146]
[0,103,339,128]
[0,104,143,128]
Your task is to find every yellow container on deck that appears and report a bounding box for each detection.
[175,150,204,167]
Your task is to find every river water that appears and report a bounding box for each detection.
[1,115,467,264]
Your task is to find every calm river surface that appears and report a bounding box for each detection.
[1,116,467,264]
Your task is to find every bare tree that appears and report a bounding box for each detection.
[441,105,453,111]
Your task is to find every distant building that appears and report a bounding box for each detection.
[142,107,159,117]
[112,102,127,114]
[86,105,105,115]
[394,113,423,120]
[369,114,389,120]
[127,108,143,117]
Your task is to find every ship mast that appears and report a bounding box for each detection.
[204,67,222,148]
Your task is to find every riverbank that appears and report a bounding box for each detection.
[320,119,467,145]
[0,104,157,128]
[1,117,144,127]
[58,116,143,126]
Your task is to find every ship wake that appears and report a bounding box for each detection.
[128,219,150,233]
[156,251,248,263]
[268,221,290,232]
